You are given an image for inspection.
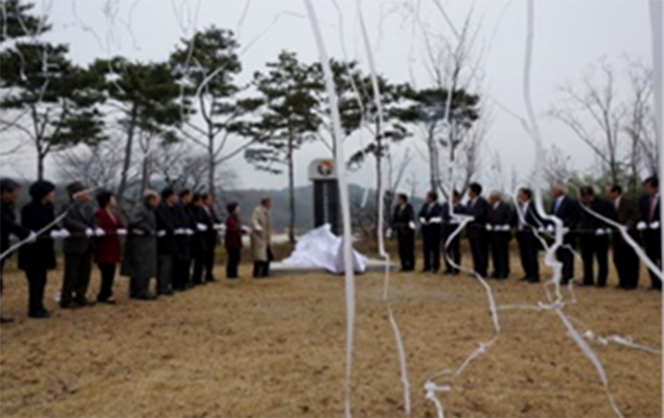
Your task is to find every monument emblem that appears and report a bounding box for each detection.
[317,160,334,177]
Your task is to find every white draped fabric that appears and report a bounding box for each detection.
[282,224,367,274]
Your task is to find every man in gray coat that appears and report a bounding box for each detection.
[61,182,100,308]
[121,191,160,300]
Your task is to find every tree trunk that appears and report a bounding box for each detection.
[287,134,296,244]
[37,151,45,181]
[208,128,215,203]
[117,105,138,209]
[374,119,383,237]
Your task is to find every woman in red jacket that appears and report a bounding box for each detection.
[224,202,243,279]
[94,191,125,303]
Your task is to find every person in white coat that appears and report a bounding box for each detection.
[251,198,273,278]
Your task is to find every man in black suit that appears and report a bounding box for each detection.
[442,190,465,275]
[418,191,443,273]
[466,182,490,277]
[487,191,513,279]
[1,178,33,323]
[155,188,177,297]
[550,184,580,284]
[638,176,661,290]
[605,184,641,290]
[391,193,416,271]
[514,188,541,283]
[578,186,617,287]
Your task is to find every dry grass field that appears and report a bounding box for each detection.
[0,249,661,418]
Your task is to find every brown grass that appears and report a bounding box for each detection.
[0,250,661,418]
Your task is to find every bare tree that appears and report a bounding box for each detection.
[550,60,627,185]
[56,137,126,191]
[625,61,659,181]
[407,4,485,199]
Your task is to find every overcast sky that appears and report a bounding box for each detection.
[0,0,655,196]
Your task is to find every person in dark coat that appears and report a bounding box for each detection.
[514,188,542,283]
[550,184,580,284]
[201,193,221,283]
[156,188,177,296]
[121,191,160,300]
[605,185,641,290]
[18,181,57,318]
[94,191,124,304]
[1,178,33,323]
[578,186,617,287]
[391,193,416,272]
[487,191,513,279]
[225,202,243,279]
[466,182,490,277]
[190,194,209,286]
[418,191,443,273]
[441,190,465,276]
[171,190,195,291]
[61,181,98,308]
[638,176,661,290]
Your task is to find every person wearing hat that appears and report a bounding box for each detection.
[1,178,35,323]
[60,181,100,308]
[18,181,57,319]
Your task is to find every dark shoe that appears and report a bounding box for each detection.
[74,298,96,307]
[97,297,117,305]
[578,282,594,287]
[158,290,174,296]
[596,283,607,288]
[206,278,217,283]
[227,276,239,280]
[28,310,51,319]
[0,316,14,324]
[527,278,540,283]
[60,301,84,309]
[133,294,157,301]
[519,276,530,282]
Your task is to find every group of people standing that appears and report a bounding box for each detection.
[0,178,275,323]
[391,177,662,290]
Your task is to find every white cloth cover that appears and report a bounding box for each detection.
[282,224,367,274]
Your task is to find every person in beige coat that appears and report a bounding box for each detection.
[251,198,273,278]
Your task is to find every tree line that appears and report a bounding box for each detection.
[0,0,482,243]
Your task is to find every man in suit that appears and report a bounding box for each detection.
[0,178,34,323]
[578,186,617,287]
[155,188,177,296]
[391,193,416,272]
[61,182,99,308]
[441,190,465,275]
[487,191,513,279]
[172,190,195,292]
[201,193,221,283]
[605,185,641,290]
[550,184,580,284]
[638,176,661,290]
[466,182,490,277]
[514,188,541,283]
[418,191,443,273]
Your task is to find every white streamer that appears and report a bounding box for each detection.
[356,2,411,415]
[522,2,623,416]
[303,2,356,416]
